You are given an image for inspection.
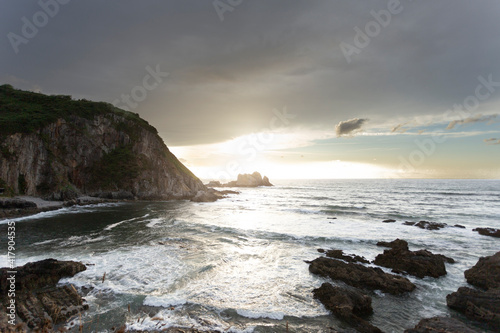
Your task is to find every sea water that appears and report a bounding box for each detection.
[1,179,499,332]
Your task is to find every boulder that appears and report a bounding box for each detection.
[374,239,453,278]
[404,316,480,333]
[0,259,88,331]
[313,282,381,333]
[382,219,396,223]
[309,256,416,295]
[464,251,500,291]
[446,287,500,330]
[0,198,37,209]
[473,227,500,238]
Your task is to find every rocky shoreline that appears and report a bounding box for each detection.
[308,243,500,333]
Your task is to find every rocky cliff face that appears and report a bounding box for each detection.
[0,88,205,200]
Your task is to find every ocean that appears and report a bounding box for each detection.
[1,179,499,332]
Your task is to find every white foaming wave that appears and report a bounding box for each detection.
[104,213,150,231]
[146,217,164,228]
[32,238,61,246]
[60,234,108,247]
[144,295,187,307]
[236,309,285,320]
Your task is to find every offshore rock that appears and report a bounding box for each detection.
[0,259,88,331]
[473,227,500,238]
[309,256,416,295]
[313,282,382,333]
[222,172,273,187]
[321,249,370,264]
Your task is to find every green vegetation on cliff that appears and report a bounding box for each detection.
[0,84,157,135]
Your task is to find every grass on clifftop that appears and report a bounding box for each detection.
[0,84,157,135]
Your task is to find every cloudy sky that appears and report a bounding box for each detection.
[1,1,500,179]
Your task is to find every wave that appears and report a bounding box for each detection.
[104,213,150,231]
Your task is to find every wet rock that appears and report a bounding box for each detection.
[464,251,500,291]
[324,249,370,264]
[313,282,382,333]
[374,239,453,278]
[0,259,88,331]
[382,219,396,223]
[415,221,447,230]
[473,227,500,238]
[309,256,416,295]
[454,224,466,229]
[446,287,500,330]
[404,316,480,333]
[404,221,416,226]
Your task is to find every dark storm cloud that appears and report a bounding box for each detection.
[335,118,368,137]
[1,0,500,145]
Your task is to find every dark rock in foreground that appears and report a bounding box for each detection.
[404,316,480,333]
[313,282,381,333]
[321,249,370,264]
[464,251,500,290]
[473,227,500,238]
[446,251,500,331]
[0,259,88,331]
[446,287,500,330]
[374,239,454,278]
[309,256,416,295]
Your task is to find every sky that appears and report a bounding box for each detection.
[1,0,500,180]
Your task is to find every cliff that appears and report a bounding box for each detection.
[0,84,205,200]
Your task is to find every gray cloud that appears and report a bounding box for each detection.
[1,1,500,146]
[391,123,408,133]
[446,114,498,130]
[484,138,500,145]
[335,118,368,137]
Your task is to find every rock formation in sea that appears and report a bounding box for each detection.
[446,251,500,330]
[0,259,88,332]
[374,239,454,278]
[472,227,500,238]
[0,85,205,200]
[206,171,273,188]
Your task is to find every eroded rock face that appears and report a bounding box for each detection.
[0,259,88,331]
[446,287,500,330]
[0,114,205,200]
[464,251,500,290]
[374,239,454,278]
[446,251,500,331]
[313,282,381,333]
[309,256,416,295]
[404,317,480,333]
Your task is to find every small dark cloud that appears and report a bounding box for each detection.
[335,118,368,137]
[484,138,500,145]
[391,123,408,133]
[446,114,498,130]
